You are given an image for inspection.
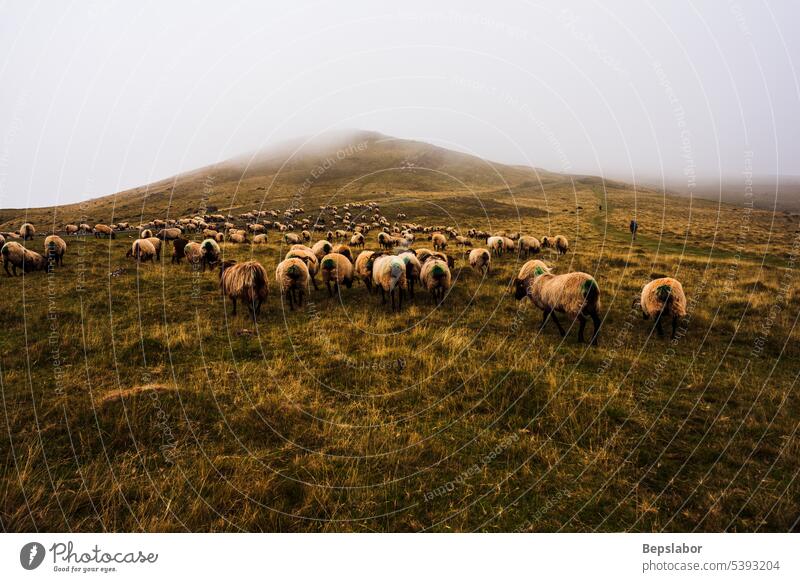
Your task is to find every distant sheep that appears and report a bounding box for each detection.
[284,233,301,245]
[350,233,365,248]
[228,232,247,244]
[634,277,687,339]
[320,252,354,297]
[219,260,269,321]
[487,236,504,256]
[276,258,310,310]
[420,258,452,303]
[514,267,601,345]
[93,224,115,239]
[20,223,35,240]
[542,235,568,255]
[156,227,182,241]
[468,248,491,275]
[432,233,447,251]
[64,224,79,235]
[372,254,408,311]
[44,235,67,267]
[2,242,46,275]
[518,236,541,257]
[252,233,268,244]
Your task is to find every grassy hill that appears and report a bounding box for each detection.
[1,132,798,532]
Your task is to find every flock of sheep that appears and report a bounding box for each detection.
[0,202,688,344]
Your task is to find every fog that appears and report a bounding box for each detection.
[1,0,798,208]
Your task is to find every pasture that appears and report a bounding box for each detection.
[2,180,799,533]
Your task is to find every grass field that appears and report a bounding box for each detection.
[1,133,799,532]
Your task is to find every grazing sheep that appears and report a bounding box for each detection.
[542,235,569,255]
[372,254,408,311]
[319,252,354,297]
[502,237,516,253]
[156,227,182,241]
[171,238,190,263]
[420,258,452,303]
[20,223,35,240]
[252,233,268,244]
[219,260,269,321]
[140,229,153,239]
[79,223,92,234]
[228,232,247,244]
[350,232,365,248]
[2,242,46,275]
[65,224,79,235]
[201,238,221,270]
[214,232,224,243]
[331,244,353,262]
[285,247,319,290]
[634,277,687,339]
[514,269,601,345]
[432,233,447,251]
[275,258,310,310]
[126,239,157,263]
[93,224,115,239]
[518,236,541,257]
[354,250,376,292]
[378,231,394,249]
[43,235,67,267]
[284,232,301,245]
[183,242,204,268]
[301,230,311,242]
[455,235,472,248]
[397,251,421,298]
[487,236,504,256]
[146,237,163,261]
[311,239,332,261]
[468,248,491,275]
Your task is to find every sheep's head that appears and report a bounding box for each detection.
[513,277,528,300]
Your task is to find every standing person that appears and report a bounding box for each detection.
[630,219,638,240]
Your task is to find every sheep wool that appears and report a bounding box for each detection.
[311,240,332,261]
[20,223,35,240]
[468,248,491,275]
[372,254,408,311]
[638,277,687,339]
[219,260,269,320]
[44,235,67,267]
[2,241,46,275]
[275,257,310,310]
[420,258,451,302]
[354,250,376,291]
[518,236,541,257]
[320,252,354,296]
[127,239,157,263]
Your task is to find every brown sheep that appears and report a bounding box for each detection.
[93,224,115,239]
[126,239,157,263]
[276,258,310,310]
[634,277,687,339]
[2,242,46,275]
[468,248,491,275]
[331,244,353,262]
[515,268,601,345]
[20,223,35,240]
[354,250,376,292]
[432,233,447,251]
[320,252,354,297]
[44,235,67,267]
[219,260,269,321]
[156,227,182,241]
[171,238,190,263]
[146,237,163,261]
[419,258,451,303]
[64,224,79,235]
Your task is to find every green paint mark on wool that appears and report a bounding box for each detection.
[534,266,545,276]
[581,278,598,295]
[656,284,672,301]
[432,264,444,277]
[322,258,335,269]
[287,264,300,277]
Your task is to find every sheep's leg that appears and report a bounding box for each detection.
[540,309,550,330]
[231,298,237,316]
[287,290,294,311]
[549,312,566,337]
[381,288,386,304]
[326,281,333,297]
[4,263,11,277]
[399,288,404,310]
[366,278,372,293]
[577,315,587,343]
[391,288,396,311]
[311,276,318,290]
[408,279,414,299]
[590,313,601,346]
[655,314,665,337]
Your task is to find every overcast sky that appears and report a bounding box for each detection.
[1,0,798,208]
